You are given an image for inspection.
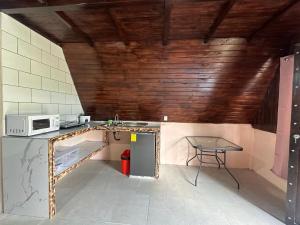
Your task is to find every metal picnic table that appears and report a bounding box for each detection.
[185,136,243,189]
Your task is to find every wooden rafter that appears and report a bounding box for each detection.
[10,14,61,44]
[247,0,300,42]
[204,0,236,43]
[162,0,172,45]
[108,9,129,46]
[55,11,94,46]
[1,0,164,14]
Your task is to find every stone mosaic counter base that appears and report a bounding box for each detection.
[2,124,160,219]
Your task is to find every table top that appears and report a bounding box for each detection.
[186,136,243,152]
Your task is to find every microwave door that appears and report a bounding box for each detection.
[32,119,50,130]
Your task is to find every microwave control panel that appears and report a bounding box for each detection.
[6,117,27,136]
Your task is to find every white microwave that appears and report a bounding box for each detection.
[6,114,60,136]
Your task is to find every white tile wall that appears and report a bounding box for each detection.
[2,67,18,85]
[51,92,66,104]
[42,51,58,68]
[59,82,72,94]
[1,13,30,43]
[31,30,50,53]
[42,77,59,92]
[32,89,51,103]
[65,83,72,94]
[0,13,84,132]
[66,94,79,104]
[3,85,31,102]
[18,39,42,62]
[3,102,18,116]
[19,103,42,114]
[71,85,78,95]
[19,72,41,89]
[31,60,50,77]
[59,104,72,114]
[58,82,66,93]
[66,73,73,84]
[1,31,17,52]
[42,104,59,114]
[51,67,65,82]
[50,43,64,59]
[72,105,84,114]
[58,58,69,72]
[2,49,30,72]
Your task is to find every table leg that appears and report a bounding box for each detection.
[216,152,240,190]
[194,149,203,186]
[186,147,197,166]
[224,165,240,190]
[200,150,203,167]
[215,150,221,169]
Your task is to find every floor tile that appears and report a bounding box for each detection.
[55,189,117,222]
[109,192,149,225]
[147,196,185,225]
[0,214,42,225]
[0,161,285,225]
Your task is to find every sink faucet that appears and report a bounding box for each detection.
[113,114,121,141]
[114,114,119,124]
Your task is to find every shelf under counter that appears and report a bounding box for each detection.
[54,140,107,182]
[2,124,160,219]
[2,126,109,219]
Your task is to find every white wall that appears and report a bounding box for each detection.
[93,123,254,169]
[159,123,287,191]
[160,122,254,168]
[251,129,287,192]
[91,122,287,191]
[0,13,84,213]
[0,12,83,130]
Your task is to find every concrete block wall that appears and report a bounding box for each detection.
[0,12,84,133]
[0,13,84,212]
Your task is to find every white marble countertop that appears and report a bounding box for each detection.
[3,121,161,140]
[2,124,93,140]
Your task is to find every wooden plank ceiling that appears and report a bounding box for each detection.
[1,0,300,123]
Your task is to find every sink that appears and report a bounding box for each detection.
[121,122,148,127]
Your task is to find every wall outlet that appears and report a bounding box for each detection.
[163,115,168,121]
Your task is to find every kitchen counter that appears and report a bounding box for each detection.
[2,121,160,219]
[3,121,160,141]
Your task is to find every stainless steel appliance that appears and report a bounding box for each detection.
[6,114,60,136]
[130,132,156,177]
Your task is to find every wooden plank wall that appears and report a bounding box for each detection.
[63,39,282,123]
[252,69,280,133]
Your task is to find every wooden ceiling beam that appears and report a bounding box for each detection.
[247,0,300,42]
[48,0,164,6]
[10,14,61,44]
[204,0,236,43]
[162,0,172,46]
[108,9,129,46]
[1,0,164,14]
[55,11,94,46]
[1,3,79,13]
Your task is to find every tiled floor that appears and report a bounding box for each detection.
[0,161,285,225]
